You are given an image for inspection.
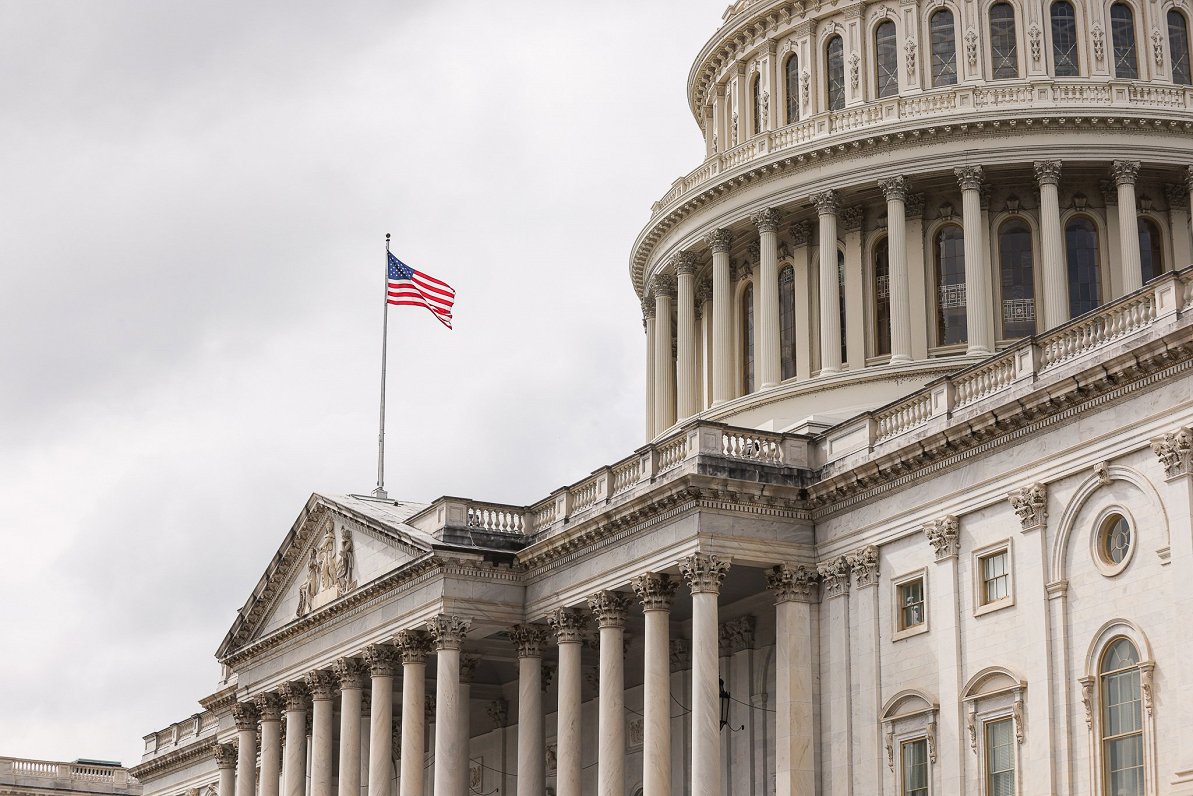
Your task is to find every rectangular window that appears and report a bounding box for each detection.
[899,578,925,630]
[902,739,929,796]
[981,550,1010,604]
[985,718,1016,796]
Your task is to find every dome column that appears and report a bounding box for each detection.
[955,166,994,355]
[752,208,782,388]
[643,300,656,441]
[879,177,913,364]
[1035,161,1068,328]
[676,253,699,419]
[652,276,676,433]
[547,609,586,796]
[811,191,842,375]
[706,229,735,404]
[680,554,730,796]
[1114,160,1143,293]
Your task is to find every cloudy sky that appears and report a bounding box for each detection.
[0,0,727,766]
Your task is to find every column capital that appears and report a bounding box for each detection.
[630,572,678,611]
[279,681,309,711]
[547,606,588,643]
[790,220,812,246]
[1164,183,1189,210]
[878,175,909,201]
[840,206,863,232]
[718,615,756,655]
[332,657,367,690]
[641,296,656,321]
[924,515,961,560]
[905,192,926,218]
[704,228,733,253]
[817,557,851,598]
[810,190,840,215]
[214,742,238,770]
[1112,159,1141,186]
[766,563,819,603]
[954,165,984,191]
[1034,160,1062,186]
[460,653,482,684]
[751,207,781,233]
[1151,426,1193,480]
[364,643,399,676]
[675,250,700,275]
[508,623,550,658]
[680,552,730,594]
[652,274,676,299]
[427,614,472,650]
[1008,483,1048,531]
[232,701,259,731]
[1098,179,1118,206]
[695,277,713,307]
[847,545,880,588]
[254,692,284,722]
[393,629,433,664]
[587,590,631,629]
[1186,165,1193,192]
[304,669,337,701]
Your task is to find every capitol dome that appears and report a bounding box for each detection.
[635,0,1193,439]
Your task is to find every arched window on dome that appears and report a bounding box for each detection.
[1065,217,1102,317]
[1169,10,1192,85]
[1111,3,1139,79]
[1051,1,1080,76]
[873,237,892,356]
[743,282,755,394]
[934,224,967,345]
[875,21,899,97]
[1099,638,1145,796]
[779,265,796,380]
[998,219,1037,339]
[930,9,958,86]
[989,3,1020,79]
[785,55,800,123]
[838,249,848,362]
[827,36,846,111]
[1139,217,1165,283]
[751,73,763,136]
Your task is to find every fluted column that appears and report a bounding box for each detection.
[632,573,679,796]
[394,631,432,796]
[955,166,993,355]
[680,553,730,796]
[707,228,734,404]
[644,299,656,441]
[364,644,397,796]
[588,590,631,796]
[879,177,913,363]
[653,275,677,433]
[510,624,549,796]
[459,655,479,796]
[818,558,853,796]
[215,743,238,796]
[1035,161,1067,327]
[676,252,699,419]
[280,682,309,796]
[254,694,283,796]
[1115,160,1143,293]
[231,704,257,796]
[766,565,818,796]
[811,191,841,374]
[334,660,366,796]
[548,608,586,796]
[753,208,782,387]
[428,615,471,796]
[305,671,337,796]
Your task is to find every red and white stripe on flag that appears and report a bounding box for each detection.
[387,253,455,329]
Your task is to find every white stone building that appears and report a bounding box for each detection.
[133,1,1193,795]
[1,757,140,796]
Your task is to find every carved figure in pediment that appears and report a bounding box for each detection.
[296,523,359,618]
[317,527,337,592]
[336,530,356,592]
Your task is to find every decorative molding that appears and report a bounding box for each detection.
[1028,23,1042,63]
[670,638,691,672]
[965,28,978,67]
[705,227,733,254]
[751,207,781,234]
[365,643,400,676]
[905,38,917,77]
[1152,28,1165,67]
[1092,25,1106,63]
[1033,160,1061,186]
[1079,676,1095,729]
[766,563,819,603]
[333,657,367,690]
[214,743,237,770]
[790,220,812,246]
[651,274,676,299]
[588,590,631,629]
[231,701,258,731]
[1151,427,1193,479]
[840,206,863,232]
[508,623,550,658]
[1112,160,1141,186]
[394,629,433,665]
[427,615,471,650]
[680,552,730,594]
[817,556,851,598]
[460,653,481,684]
[548,606,588,643]
[848,545,880,588]
[718,615,756,654]
[879,175,908,202]
[924,515,960,560]
[810,190,840,215]
[304,669,337,701]
[279,681,309,712]
[253,692,283,722]
[631,572,678,611]
[1164,183,1189,210]
[954,165,984,192]
[1008,483,1048,531]
[1140,661,1155,715]
[296,521,357,618]
[905,192,926,218]
[1094,461,1112,486]
[675,250,700,275]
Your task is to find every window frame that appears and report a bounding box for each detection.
[875,19,900,98]
[1109,2,1140,80]
[901,737,932,796]
[1137,214,1167,284]
[988,2,1021,80]
[1062,212,1105,319]
[930,220,968,350]
[742,280,755,394]
[1083,627,1156,796]
[784,53,801,124]
[826,34,847,111]
[869,234,892,361]
[928,8,959,87]
[994,214,1040,341]
[973,539,1015,617]
[779,263,797,380]
[1169,9,1192,85]
[892,568,929,640]
[1090,506,1137,577]
[962,668,1026,796]
[1049,0,1081,76]
[983,717,1018,796]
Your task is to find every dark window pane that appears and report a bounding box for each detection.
[936,225,967,345]
[874,239,892,355]
[1170,11,1192,85]
[786,55,801,123]
[1051,1,1080,76]
[780,266,796,379]
[752,76,762,135]
[828,36,846,111]
[999,219,1036,338]
[838,249,848,361]
[1139,218,1164,283]
[876,21,900,97]
[1112,3,1138,79]
[990,3,1020,79]
[743,284,755,394]
[1066,218,1101,317]
[931,10,958,86]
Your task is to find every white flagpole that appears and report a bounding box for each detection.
[372,233,391,499]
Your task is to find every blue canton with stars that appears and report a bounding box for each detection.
[387,252,413,281]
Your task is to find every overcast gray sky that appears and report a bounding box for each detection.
[0,0,727,767]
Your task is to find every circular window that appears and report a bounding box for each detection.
[1094,512,1134,575]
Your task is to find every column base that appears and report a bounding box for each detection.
[818,366,840,376]
[965,344,992,357]
[888,354,912,365]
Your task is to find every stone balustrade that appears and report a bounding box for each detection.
[0,757,135,789]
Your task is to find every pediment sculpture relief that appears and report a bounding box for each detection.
[296,523,357,617]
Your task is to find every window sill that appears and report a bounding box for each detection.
[974,596,1015,618]
[892,623,929,642]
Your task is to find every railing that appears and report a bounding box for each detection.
[610,457,643,497]
[954,356,1017,410]
[465,503,525,535]
[0,758,132,787]
[722,430,784,464]
[1038,292,1156,371]
[874,392,934,443]
[656,433,690,473]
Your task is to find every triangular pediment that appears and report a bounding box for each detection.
[217,493,434,659]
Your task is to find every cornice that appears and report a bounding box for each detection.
[198,687,235,714]
[129,737,216,781]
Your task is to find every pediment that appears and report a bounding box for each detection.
[216,493,433,659]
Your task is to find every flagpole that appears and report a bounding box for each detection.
[372,233,390,499]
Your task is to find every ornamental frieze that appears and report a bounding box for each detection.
[296,521,357,618]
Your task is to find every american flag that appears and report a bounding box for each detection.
[387,252,455,329]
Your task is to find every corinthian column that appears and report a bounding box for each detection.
[588,590,631,796]
[878,177,913,363]
[653,275,677,433]
[810,191,842,374]
[279,682,309,796]
[510,624,549,796]
[706,228,734,404]
[766,565,818,796]
[305,670,337,796]
[955,166,993,355]
[548,608,586,796]
[394,630,432,796]
[215,743,237,796]
[676,252,699,419]
[231,704,257,796]
[334,659,367,796]
[632,573,679,796]
[1114,160,1143,293]
[428,615,471,796]
[253,693,283,796]
[1035,161,1067,328]
[644,298,656,440]
[753,208,782,387]
[364,644,397,796]
[679,553,730,796]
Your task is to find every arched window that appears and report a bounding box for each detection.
[1169,10,1192,85]
[743,283,755,394]
[1099,639,1144,796]
[838,249,848,361]
[935,225,967,345]
[930,9,959,86]
[998,219,1037,338]
[752,74,763,136]
[1111,3,1138,79]
[785,55,801,123]
[1139,218,1164,283]
[827,36,846,111]
[1066,217,1101,317]
[1051,1,1080,76]
[874,238,892,356]
[876,21,899,97]
[780,266,796,379]
[989,3,1020,79]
